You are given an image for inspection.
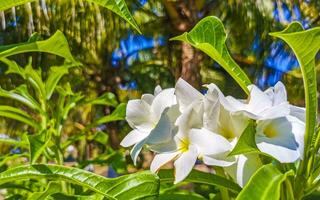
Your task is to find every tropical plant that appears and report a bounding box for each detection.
[120,16,320,200]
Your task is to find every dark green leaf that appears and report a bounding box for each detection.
[236,164,294,200]
[171,16,251,94]
[158,169,241,193]
[0,164,160,200]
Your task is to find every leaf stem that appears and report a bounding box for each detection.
[215,167,230,200]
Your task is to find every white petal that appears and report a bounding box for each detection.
[218,107,249,139]
[126,100,154,131]
[175,102,203,135]
[225,154,262,187]
[203,90,220,131]
[258,103,290,120]
[247,85,273,113]
[175,78,203,112]
[273,81,287,105]
[150,151,179,173]
[149,139,178,153]
[147,108,174,145]
[151,88,176,119]
[154,85,162,96]
[287,115,305,159]
[203,154,235,167]
[256,117,300,163]
[120,129,148,147]
[189,128,232,155]
[290,105,306,122]
[141,94,154,105]
[174,145,198,183]
[130,139,146,165]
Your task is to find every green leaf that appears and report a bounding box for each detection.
[85,92,118,107]
[0,86,41,111]
[28,181,62,200]
[158,193,206,200]
[0,105,40,129]
[25,61,46,99]
[270,22,319,159]
[14,85,42,112]
[88,131,109,145]
[229,121,260,156]
[0,136,27,147]
[50,193,105,200]
[0,57,26,78]
[0,0,37,11]
[45,66,69,100]
[171,16,251,94]
[0,164,160,200]
[90,103,126,127]
[86,0,141,34]
[0,153,28,167]
[236,164,294,200]
[0,31,77,63]
[28,134,50,164]
[158,169,241,194]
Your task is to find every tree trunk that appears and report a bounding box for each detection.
[181,42,202,89]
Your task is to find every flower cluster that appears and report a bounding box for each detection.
[121,78,305,186]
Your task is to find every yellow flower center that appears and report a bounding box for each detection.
[264,124,278,138]
[219,126,235,140]
[179,138,190,152]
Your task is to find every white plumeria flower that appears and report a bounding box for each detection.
[205,84,249,140]
[150,79,235,183]
[120,86,179,164]
[255,115,305,163]
[221,82,291,120]
[151,121,233,184]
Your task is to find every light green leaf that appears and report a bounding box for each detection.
[0,0,37,11]
[171,16,251,94]
[25,61,46,99]
[0,153,29,167]
[236,164,294,200]
[0,85,42,112]
[28,134,50,164]
[0,105,39,129]
[88,131,109,145]
[28,181,62,200]
[86,0,141,33]
[0,57,26,78]
[85,92,118,107]
[270,22,319,159]
[229,121,260,156]
[0,31,77,63]
[45,66,69,100]
[158,193,206,200]
[50,193,105,200]
[0,164,160,200]
[158,169,241,194]
[90,103,126,127]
